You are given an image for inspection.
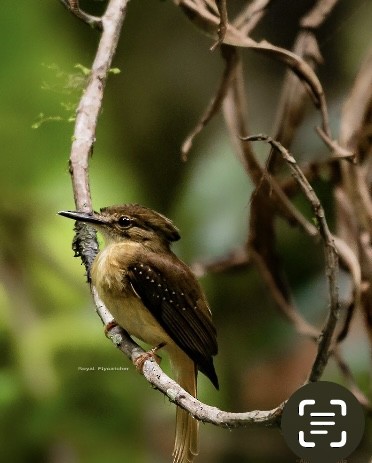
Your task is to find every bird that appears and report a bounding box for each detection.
[58,204,219,463]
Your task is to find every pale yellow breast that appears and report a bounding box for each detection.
[91,242,172,347]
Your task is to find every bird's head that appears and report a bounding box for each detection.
[58,204,180,250]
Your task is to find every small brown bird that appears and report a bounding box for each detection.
[59,204,219,463]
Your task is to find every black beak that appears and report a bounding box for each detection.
[58,210,106,226]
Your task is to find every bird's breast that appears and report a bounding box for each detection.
[91,243,172,347]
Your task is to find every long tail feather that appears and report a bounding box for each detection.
[171,353,198,463]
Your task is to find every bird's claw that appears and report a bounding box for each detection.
[104,320,118,337]
[134,342,166,372]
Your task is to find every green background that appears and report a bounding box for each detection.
[0,1,371,462]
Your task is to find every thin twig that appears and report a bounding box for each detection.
[333,235,362,344]
[333,350,372,413]
[58,0,103,29]
[249,248,320,340]
[300,0,340,29]
[190,246,250,277]
[268,31,323,174]
[233,0,273,35]
[210,0,228,50]
[181,45,238,160]
[316,126,356,162]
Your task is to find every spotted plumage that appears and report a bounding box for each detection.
[127,258,218,389]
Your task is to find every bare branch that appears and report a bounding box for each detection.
[316,126,356,162]
[300,0,340,29]
[333,351,372,412]
[181,45,238,160]
[58,0,103,29]
[190,246,250,277]
[268,31,322,175]
[337,49,372,345]
[340,49,372,152]
[210,0,228,50]
[249,248,320,340]
[233,0,273,35]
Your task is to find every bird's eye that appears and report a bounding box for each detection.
[117,216,132,228]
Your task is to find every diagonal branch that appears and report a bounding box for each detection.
[58,0,103,29]
[181,45,238,161]
[233,0,273,35]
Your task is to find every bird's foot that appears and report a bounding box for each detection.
[104,320,118,337]
[134,342,166,372]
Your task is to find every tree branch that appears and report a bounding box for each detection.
[58,0,103,29]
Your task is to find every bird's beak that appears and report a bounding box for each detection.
[58,210,106,226]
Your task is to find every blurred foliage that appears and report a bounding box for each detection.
[0,1,371,462]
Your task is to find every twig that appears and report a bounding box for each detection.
[58,0,103,29]
[268,31,323,174]
[333,235,362,344]
[243,135,340,383]
[316,126,356,162]
[210,0,228,50]
[300,0,340,29]
[233,0,273,35]
[190,246,250,277]
[249,248,320,340]
[333,350,372,413]
[181,45,238,161]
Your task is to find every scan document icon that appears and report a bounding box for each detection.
[281,382,365,463]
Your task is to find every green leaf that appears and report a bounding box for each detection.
[109,67,121,75]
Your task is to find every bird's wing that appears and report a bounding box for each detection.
[126,252,219,388]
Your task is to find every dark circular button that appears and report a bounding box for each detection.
[281,381,365,463]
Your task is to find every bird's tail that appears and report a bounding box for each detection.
[172,353,198,463]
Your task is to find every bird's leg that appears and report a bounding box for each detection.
[104,321,166,370]
[134,342,167,372]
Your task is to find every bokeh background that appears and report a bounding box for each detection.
[0,1,371,462]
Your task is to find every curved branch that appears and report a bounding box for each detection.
[58,0,103,29]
